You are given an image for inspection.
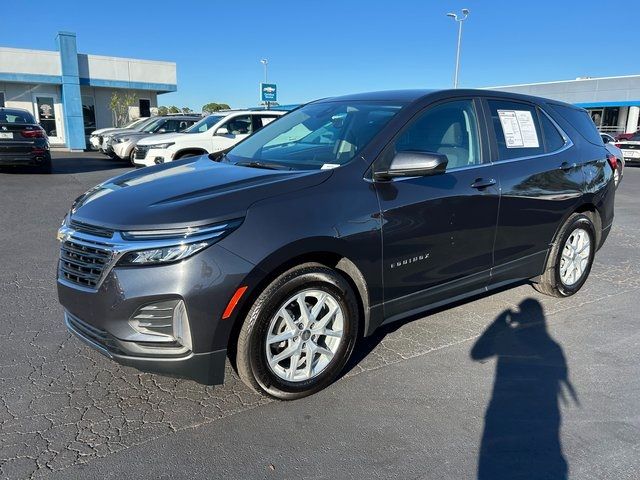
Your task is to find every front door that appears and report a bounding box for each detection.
[375,98,500,321]
[34,95,64,145]
[211,114,253,153]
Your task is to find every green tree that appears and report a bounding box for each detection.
[181,107,193,114]
[109,92,137,127]
[168,106,180,114]
[157,106,169,116]
[202,102,231,114]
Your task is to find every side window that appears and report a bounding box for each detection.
[395,99,481,170]
[224,115,252,135]
[162,120,181,132]
[538,109,566,153]
[254,115,279,130]
[487,99,544,160]
[548,103,603,146]
[0,92,5,107]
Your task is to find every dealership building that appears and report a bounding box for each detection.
[0,31,176,150]
[488,75,640,136]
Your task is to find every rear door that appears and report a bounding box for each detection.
[376,98,500,321]
[481,97,584,284]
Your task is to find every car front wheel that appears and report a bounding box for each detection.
[236,263,360,400]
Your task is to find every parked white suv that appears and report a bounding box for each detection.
[133,110,285,166]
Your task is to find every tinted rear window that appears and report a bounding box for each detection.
[0,109,35,124]
[538,109,566,153]
[548,104,602,145]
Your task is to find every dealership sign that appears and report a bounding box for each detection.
[260,83,277,102]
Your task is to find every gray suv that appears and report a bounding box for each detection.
[57,89,615,399]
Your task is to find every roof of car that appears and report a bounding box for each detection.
[312,89,580,110]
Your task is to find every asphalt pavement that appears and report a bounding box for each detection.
[1,152,638,479]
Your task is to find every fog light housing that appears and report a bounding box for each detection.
[128,299,192,350]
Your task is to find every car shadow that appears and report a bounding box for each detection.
[343,280,530,376]
[0,155,131,175]
[470,298,579,480]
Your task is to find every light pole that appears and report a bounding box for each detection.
[446,8,469,89]
[260,59,268,84]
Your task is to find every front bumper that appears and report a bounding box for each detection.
[113,141,134,160]
[65,311,227,384]
[57,243,256,385]
[133,147,173,167]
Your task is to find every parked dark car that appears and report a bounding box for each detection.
[0,107,51,172]
[57,89,615,399]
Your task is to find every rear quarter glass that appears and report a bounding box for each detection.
[548,104,603,146]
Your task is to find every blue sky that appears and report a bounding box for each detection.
[1,0,638,110]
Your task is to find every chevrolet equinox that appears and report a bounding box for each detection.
[57,90,616,399]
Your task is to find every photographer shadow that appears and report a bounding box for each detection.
[471,298,579,480]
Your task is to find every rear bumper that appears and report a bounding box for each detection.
[65,311,227,384]
[0,151,50,166]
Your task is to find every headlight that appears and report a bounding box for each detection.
[117,219,242,266]
[120,242,209,265]
[145,142,175,149]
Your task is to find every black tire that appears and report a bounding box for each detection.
[128,149,136,166]
[236,263,360,400]
[533,213,596,297]
[38,155,52,174]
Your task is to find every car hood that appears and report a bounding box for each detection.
[137,132,187,146]
[70,157,332,230]
[112,131,153,141]
[92,127,124,136]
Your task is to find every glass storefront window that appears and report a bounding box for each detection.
[82,96,96,135]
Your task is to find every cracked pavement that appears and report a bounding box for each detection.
[1,153,639,479]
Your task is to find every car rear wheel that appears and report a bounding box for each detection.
[533,213,596,297]
[38,155,52,174]
[236,263,360,400]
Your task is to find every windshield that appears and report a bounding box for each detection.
[125,118,147,129]
[226,101,404,169]
[140,118,166,133]
[185,115,226,133]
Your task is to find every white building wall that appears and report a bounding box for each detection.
[78,54,176,85]
[0,47,61,76]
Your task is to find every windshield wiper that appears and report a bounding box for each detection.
[235,161,292,171]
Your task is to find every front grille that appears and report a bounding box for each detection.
[135,146,149,159]
[66,312,123,354]
[59,238,112,288]
[69,220,113,238]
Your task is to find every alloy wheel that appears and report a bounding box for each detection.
[559,228,591,286]
[265,289,344,382]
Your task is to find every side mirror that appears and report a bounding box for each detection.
[157,128,167,134]
[216,127,229,136]
[374,151,448,181]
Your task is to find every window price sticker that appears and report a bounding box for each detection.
[498,110,540,148]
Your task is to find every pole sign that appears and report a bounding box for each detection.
[260,83,277,103]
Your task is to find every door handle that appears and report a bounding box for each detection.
[560,161,577,171]
[471,178,496,189]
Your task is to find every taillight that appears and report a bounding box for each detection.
[606,153,617,171]
[614,143,623,149]
[21,128,45,138]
